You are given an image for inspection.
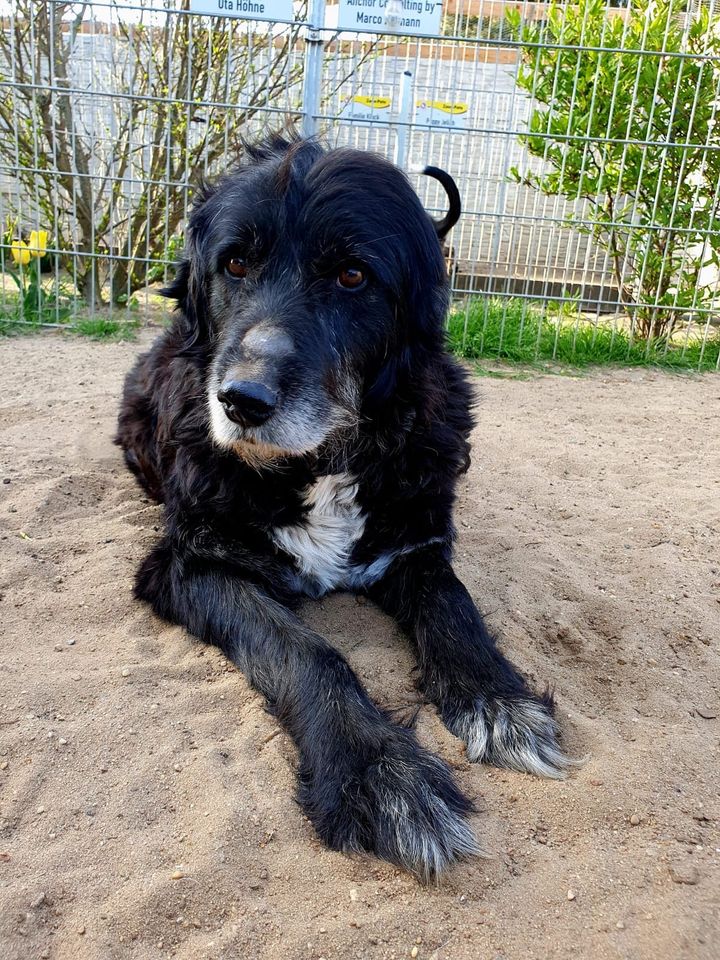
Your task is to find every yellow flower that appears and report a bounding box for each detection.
[11,240,31,266]
[28,230,49,258]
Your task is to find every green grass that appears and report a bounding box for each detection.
[0,315,39,336]
[72,315,139,340]
[0,312,68,337]
[447,298,720,372]
[0,307,138,340]
[0,275,142,340]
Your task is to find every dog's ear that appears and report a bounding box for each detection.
[422,166,461,240]
[160,245,208,354]
[160,178,217,353]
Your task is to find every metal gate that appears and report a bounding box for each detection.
[1,1,719,367]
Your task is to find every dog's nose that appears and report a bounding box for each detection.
[217,380,277,427]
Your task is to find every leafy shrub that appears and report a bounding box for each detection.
[507,0,720,341]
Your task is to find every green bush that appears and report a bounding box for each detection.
[507,0,720,342]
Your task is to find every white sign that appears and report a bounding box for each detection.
[339,94,393,125]
[336,0,443,36]
[190,0,294,23]
[415,99,469,130]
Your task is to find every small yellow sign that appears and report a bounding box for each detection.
[352,95,391,109]
[417,100,468,115]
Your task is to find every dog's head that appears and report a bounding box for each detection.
[164,135,461,464]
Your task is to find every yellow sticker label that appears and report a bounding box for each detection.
[353,96,391,109]
[418,100,468,115]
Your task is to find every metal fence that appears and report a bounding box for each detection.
[1,0,719,367]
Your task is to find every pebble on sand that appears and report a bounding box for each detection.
[121,668,131,677]
[567,890,576,901]
[630,814,641,826]
[171,870,185,880]
[669,864,699,885]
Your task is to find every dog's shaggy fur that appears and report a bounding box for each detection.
[116,135,572,880]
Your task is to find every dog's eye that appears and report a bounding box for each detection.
[336,265,366,291]
[225,257,247,280]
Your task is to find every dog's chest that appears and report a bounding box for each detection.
[271,473,366,595]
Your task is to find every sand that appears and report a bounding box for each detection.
[0,329,718,960]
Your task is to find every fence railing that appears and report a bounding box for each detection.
[1,0,718,369]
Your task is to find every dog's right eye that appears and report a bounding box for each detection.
[224,257,247,280]
[336,265,366,290]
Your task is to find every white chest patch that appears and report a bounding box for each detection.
[271,473,366,595]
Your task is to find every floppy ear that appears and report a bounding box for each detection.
[159,177,218,353]
[160,251,208,354]
[160,178,217,353]
[422,166,461,240]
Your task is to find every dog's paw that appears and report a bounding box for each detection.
[444,694,576,779]
[300,734,481,881]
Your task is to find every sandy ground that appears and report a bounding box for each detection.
[0,329,718,960]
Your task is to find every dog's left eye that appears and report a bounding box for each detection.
[224,257,248,280]
[336,265,366,291]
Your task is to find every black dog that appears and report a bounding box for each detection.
[116,134,571,880]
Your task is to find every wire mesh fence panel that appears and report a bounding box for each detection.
[0,0,718,369]
[0,0,307,330]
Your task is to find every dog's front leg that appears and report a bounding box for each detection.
[368,548,574,778]
[136,541,479,879]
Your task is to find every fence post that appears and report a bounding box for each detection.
[393,70,413,169]
[302,0,326,138]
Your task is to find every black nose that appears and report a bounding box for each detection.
[216,380,277,427]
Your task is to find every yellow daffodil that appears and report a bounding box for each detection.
[11,240,31,266]
[28,230,49,258]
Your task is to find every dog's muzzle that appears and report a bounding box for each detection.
[217,379,278,427]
